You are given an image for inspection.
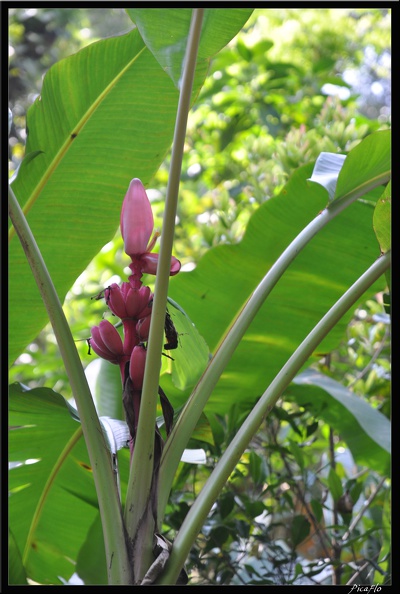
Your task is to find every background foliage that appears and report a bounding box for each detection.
[9,7,391,586]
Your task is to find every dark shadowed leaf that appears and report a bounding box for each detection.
[328,468,343,502]
[75,513,107,585]
[291,515,311,548]
[287,368,390,474]
[8,528,28,585]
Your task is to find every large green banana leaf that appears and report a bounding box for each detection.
[8,9,252,368]
[163,132,390,414]
[9,384,98,584]
[8,383,131,585]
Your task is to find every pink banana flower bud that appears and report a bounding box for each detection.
[120,178,181,281]
[124,285,152,318]
[105,283,152,320]
[136,314,151,343]
[121,178,154,258]
[129,344,147,389]
[136,294,153,320]
[90,320,124,363]
[104,283,128,319]
[98,320,124,355]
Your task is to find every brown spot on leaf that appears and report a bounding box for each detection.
[79,461,92,472]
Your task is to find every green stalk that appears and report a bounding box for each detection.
[157,178,390,523]
[8,186,132,585]
[123,8,204,582]
[157,250,390,584]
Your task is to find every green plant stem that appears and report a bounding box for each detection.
[157,181,388,523]
[123,8,204,582]
[8,185,132,585]
[157,250,390,584]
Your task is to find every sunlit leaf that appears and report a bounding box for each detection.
[9,29,177,367]
[181,448,207,464]
[126,8,253,89]
[333,129,391,205]
[9,107,13,136]
[166,156,386,415]
[9,11,249,368]
[308,152,346,200]
[99,416,130,454]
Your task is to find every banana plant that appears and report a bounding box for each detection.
[8,8,390,586]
